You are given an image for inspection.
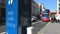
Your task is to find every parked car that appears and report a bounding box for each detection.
[31,16,37,22]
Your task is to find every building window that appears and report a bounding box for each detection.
[59,0,60,2]
[59,3,60,6]
[40,6,42,12]
[59,7,60,10]
[59,11,60,14]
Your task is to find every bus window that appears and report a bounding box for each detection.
[42,14,49,18]
[42,9,50,22]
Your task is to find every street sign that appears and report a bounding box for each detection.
[6,0,18,34]
[6,0,32,34]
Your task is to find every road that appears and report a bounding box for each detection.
[0,20,47,34]
[37,22,60,34]
[32,21,47,34]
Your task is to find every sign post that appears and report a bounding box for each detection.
[6,0,32,34]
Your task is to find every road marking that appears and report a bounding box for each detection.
[32,21,40,25]
[0,32,6,34]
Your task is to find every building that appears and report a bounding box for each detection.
[37,3,45,15]
[32,0,44,16]
[0,0,5,8]
[57,0,60,15]
[32,0,40,16]
[40,3,45,15]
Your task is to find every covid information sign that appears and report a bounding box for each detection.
[6,0,18,34]
[6,0,32,34]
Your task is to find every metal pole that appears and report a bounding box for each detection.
[21,26,27,34]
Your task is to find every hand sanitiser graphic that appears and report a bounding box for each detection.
[8,0,13,5]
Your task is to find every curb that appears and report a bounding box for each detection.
[0,32,5,34]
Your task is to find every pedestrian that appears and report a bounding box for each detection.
[51,15,54,23]
[54,15,57,22]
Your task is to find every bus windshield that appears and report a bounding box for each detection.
[42,14,49,18]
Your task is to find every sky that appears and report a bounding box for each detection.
[34,0,57,11]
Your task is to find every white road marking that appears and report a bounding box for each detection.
[32,21,40,25]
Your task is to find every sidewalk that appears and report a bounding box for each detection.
[37,22,51,34]
[0,25,5,33]
[0,32,5,34]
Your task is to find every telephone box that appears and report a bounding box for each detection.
[6,0,32,34]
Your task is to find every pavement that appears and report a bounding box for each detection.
[0,32,5,34]
[0,25,5,33]
[37,22,60,34]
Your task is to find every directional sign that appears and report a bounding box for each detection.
[6,0,18,34]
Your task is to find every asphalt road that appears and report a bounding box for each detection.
[32,21,47,34]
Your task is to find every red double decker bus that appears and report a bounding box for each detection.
[42,9,50,22]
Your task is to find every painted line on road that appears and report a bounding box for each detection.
[0,32,5,34]
[37,22,51,34]
[32,21,41,25]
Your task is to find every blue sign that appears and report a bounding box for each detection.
[6,0,18,34]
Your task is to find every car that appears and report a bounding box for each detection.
[31,16,37,22]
